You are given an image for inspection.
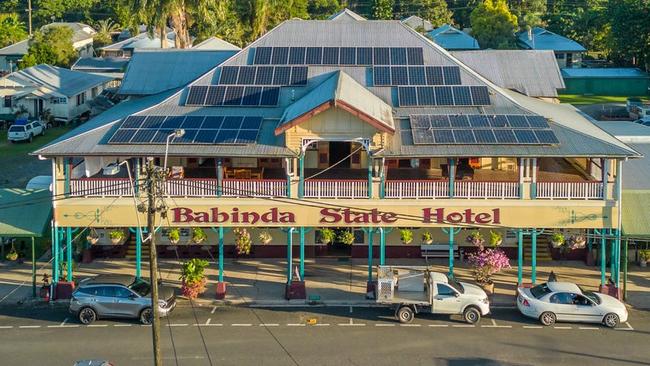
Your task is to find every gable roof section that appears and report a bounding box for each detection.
[329,8,366,21]
[6,64,114,97]
[71,57,129,71]
[518,27,586,52]
[119,49,237,95]
[192,37,241,51]
[561,68,650,79]
[451,50,565,97]
[101,32,175,51]
[428,24,479,50]
[0,39,29,56]
[43,22,96,43]
[401,15,433,31]
[276,71,395,135]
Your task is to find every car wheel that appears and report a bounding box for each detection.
[463,306,481,324]
[140,308,153,325]
[41,129,45,136]
[28,134,33,143]
[603,313,619,328]
[539,311,556,326]
[396,306,414,324]
[78,307,97,325]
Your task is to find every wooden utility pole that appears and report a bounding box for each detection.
[27,0,33,35]
[146,159,162,366]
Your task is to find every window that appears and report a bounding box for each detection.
[436,284,456,296]
[76,287,99,296]
[530,283,552,299]
[574,294,593,306]
[76,92,86,105]
[555,53,565,60]
[114,286,135,298]
[549,292,574,304]
[95,286,116,297]
[91,87,98,98]
[3,96,11,108]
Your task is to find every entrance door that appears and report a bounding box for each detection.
[432,283,463,314]
[329,141,351,168]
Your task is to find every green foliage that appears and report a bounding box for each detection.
[191,0,245,47]
[93,18,119,49]
[489,230,503,247]
[168,228,180,243]
[20,26,77,68]
[180,258,209,284]
[400,229,413,244]
[607,0,650,68]
[34,0,100,26]
[308,0,342,19]
[421,231,433,242]
[191,227,207,244]
[509,0,546,30]
[422,0,453,28]
[338,230,355,245]
[640,250,650,261]
[0,13,27,48]
[544,0,610,56]
[372,0,394,19]
[234,227,252,255]
[109,230,125,241]
[319,228,336,244]
[550,232,565,245]
[470,0,518,49]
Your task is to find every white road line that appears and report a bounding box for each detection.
[616,322,634,331]
[553,326,572,329]
[60,318,69,326]
[428,324,449,327]
[338,323,366,327]
[579,327,599,330]
[115,324,133,327]
[400,324,421,327]
[452,324,475,328]
[19,325,41,329]
[195,323,222,327]
[287,323,305,327]
[87,324,108,328]
[523,325,543,329]
[260,323,279,327]
[231,324,252,327]
[210,306,217,314]
[0,326,14,329]
[481,320,512,328]
[314,323,330,327]
[491,319,497,327]
[375,324,395,327]
[167,324,188,327]
[205,318,211,325]
[47,325,80,328]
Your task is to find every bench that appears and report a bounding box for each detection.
[420,244,463,262]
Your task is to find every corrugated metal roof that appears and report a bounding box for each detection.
[0,39,29,56]
[71,57,129,71]
[595,121,650,144]
[328,8,366,21]
[427,24,479,50]
[101,32,175,51]
[621,143,650,190]
[451,50,564,97]
[517,27,586,52]
[0,189,52,237]
[561,68,650,79]
[118,49,236,95]
[622,191,650,236]
[43,22,96,43]
[401,16,433,32]
[192,37,240,51]
[5,64,114,97]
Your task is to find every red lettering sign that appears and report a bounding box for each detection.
[171,207,295,224]
[422,208,501,225]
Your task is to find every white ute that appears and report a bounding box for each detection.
[7,120,46,143]
[376,266,490,324]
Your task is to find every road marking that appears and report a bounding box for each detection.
[167,323,188,327]
[428,324,449,327]
[60,318,68,326]
[523,325,543,329]
[205,318,211,325]
[231,324,252,327]
[616,322,634,331]
[579,327,599,330]
[260,323,279,327]
[375,324,395,327]
[452,324,475,328]
[553,326,572,329]
[0,326,14,329]
[47,324,80,328]
[400,324,421,327]
[481,319,512,328]
[287,323,305,327]
[19,325,41,329]
[210,306,217,314]
[196,323,222,327]
[87,324,108,328]
[115,324,133,327]
[315,323,330,327]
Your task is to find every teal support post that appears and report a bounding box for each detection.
[52,226,60,283]
[217,159,223,197]
[31,237,36,297]
[287,228,295,282]
[64,158,70,197]
[58,229,64,278]
[613,229,621,284]
[519,158,525,200]
[218,227,224,283]
[379,228,386,265]
[448,158,456,197]
[379,162,385,198]
[601,158,609,200]
[530,158,537,199]
[286,159,291,198]
[298,155,304,198]
[531,230,538,284]
[299,227,305,279]
[610,229,616,281]
[134,158,140,194]
[517,229,523,285]
[600,230,606,286]
[441,227,462,277]
[66,227,73,282]
[135,227,142,278]
[367,156,373,198]
[367,229,374,282]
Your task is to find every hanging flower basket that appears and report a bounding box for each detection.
[338,231,355,245]
[191,228,207,244]
[421,231,433,245]
[319,228,335,245]
[109,230,126,245]
[86,228,100,245]
[466,231,485,248]
[5,248,18,261]
[489,231,503,247]
[550,232,565,248]
[168,228,181,244]
[258,230,273,244]
[568,235,586,249]
[400,229,413,245]
[234,228,252,255]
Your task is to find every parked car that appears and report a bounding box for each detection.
[517,282,628,328]
[7,120,46,143]
[69,275,176,325]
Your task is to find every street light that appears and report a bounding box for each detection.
[163,129,185,174]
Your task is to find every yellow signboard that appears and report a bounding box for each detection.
[55,198,617,229]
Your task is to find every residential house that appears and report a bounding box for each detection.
[71,57,130,88]
[401,15,433,32]
[328,8,367,21]
[428,24,480,50]
[517,27,586,68]
[560,68,650,96]
[99,32,176,58]
[192,37,241,51]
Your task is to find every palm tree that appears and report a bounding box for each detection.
[93,19,120,49]
[0,13,28,48]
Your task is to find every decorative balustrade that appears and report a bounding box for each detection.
[162,179,218,197]
[384,180,449,199]
[454,181,520,199]
[221,179,287,197]
[69,178,133,197]
[536,182,604,200]
[304,179,369,199]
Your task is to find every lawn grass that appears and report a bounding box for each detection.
[558,94,650,105]
[0,125,73,159]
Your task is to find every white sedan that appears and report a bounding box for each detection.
[517,282,628,328]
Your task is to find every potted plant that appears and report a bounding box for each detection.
[550,232,565,248]
[258,230,273,244]
[640,250,649,267]
[338,230,355,245]
[5,247,18,261]
[86,228,100,245]
[466,230,485,248]
[319,228,336,244]
[466,248,511,294]
[400,229,413,244]
[234,228,252,255]
[191,228,207,244]
[489,231,502,247]
[421,231,433,245]
[109,230,125,245]
[180,258,209,299]
[168,228,181,244]
[568,234,586,249]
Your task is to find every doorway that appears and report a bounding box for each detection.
[329,141,351,168]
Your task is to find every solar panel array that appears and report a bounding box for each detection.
[408,114,559,145]
[186,85,280,107]
[108,115,264,145]
[397,86,490,106]
[252,47,424,66]
[374,66,461,86]
[218,66,308,86]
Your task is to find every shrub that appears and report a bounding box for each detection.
[466,248,511,285]
[180,259,209,299]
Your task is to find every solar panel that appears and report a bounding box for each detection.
[290,66,308,85]
[272,66,291,85]
[340,47,356,65]
[416,87,435,105]
[221,116,243,129]
[161,116,185,129]
[219,66,239,84]
[122,115,146,128]
[452,86,472,105]
[470,86,490,105]
[186,86,208,105]
[205,86,226,105]
[322,47,339,65]
[260,87,280,106]
[202,116,223,129]
[514,130,538,143]
[237,66,257,84]
[493,129,517,143]
[241,116,263,130]
[398,87,417,106]
[373,48,390,65]
[254,47,272,64]
[488,115,508,128]
[433,129,455,143]
[407,48,424,65]
[305,47,322,64]
[182,116,205,129]
[223,86,244,106]
[468,115,490,128]
[474,129,497,143]
[425,66,444,85]
[453,129,476,143]
[214,129,237,143]
[434,86,453,105]
[507,115,529,128]
[151,129,173,143]
[534,129,559,144]
[255,66,274,85]
[408,66,426,85]
[109,128,138,143]
[171,129,198,144]
[373,67,391,86]
[429,115,450,128]
[236,129,260,144]
[526,115,550,128]
[241,86,262,106]
[412,128,434,144]
[442,66,461,85]
[391,67,409,85]
[357,47,373,65]
[449,115,470,127]
[390,47,407,65]
[289,47,306,64]
[271,47,289,64]
[193,130,219,144]
[410,115,430,128]
[140,115,165,129]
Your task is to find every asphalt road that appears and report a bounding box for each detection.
[0,303,649,366]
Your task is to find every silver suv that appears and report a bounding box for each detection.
[69,275,176,325]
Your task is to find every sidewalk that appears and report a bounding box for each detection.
[1,256,649,309]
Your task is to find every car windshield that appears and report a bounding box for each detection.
[9,126,24,132]
[128,278,150,296]
[578,287,602,305]
[446,275,464,294]
[530,283,552,299]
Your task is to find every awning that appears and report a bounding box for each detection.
[622,190,650,238]
[0,189,52,238]
[0,114,16,122]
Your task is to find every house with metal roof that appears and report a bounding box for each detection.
[561,68,650,96]
[192,37,241,51]
[1,64,114,122]
[35,18,636,300]
[99,32,176,58]
[71,57,130,87]
[328,8,366,21]
[402,15,433,32]
[427,24,479,50]
[517,27,586,68]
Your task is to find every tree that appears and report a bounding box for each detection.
[308,0,342,19]
[93,19,119,49]
[372,0,394,19]
[422,0,453,27]
[470,0,518,49]
[544,0,610,57]
[192,0,245,46]
[34,0,100,27]
[608,0,650,70]
[0,13,28,48]
[509,0,546,30]
[20,25,76,68]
